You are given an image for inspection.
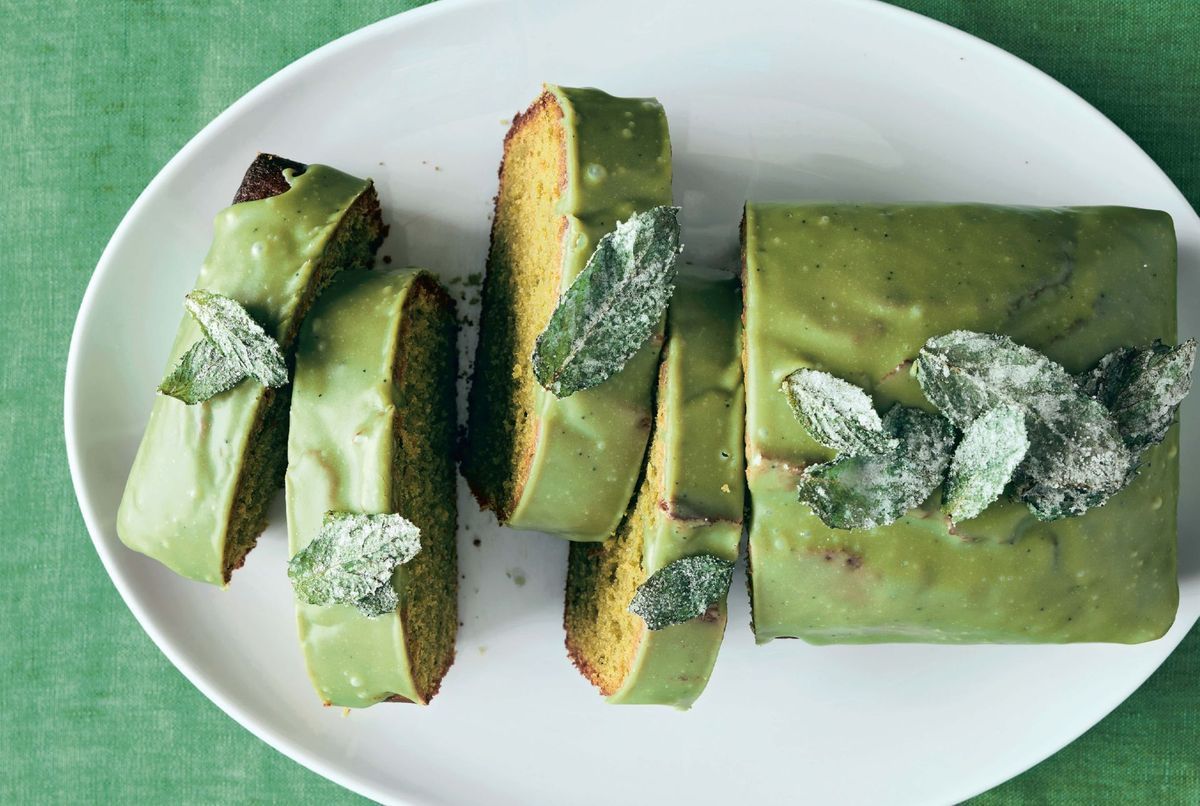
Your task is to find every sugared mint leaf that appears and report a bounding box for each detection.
[943,405,1029,523]
[916,331,1131,520]
[628,554,734,631]
[781,368,898,456]
[1080,339,1196,455]
[185,290,288,388]
[158,337,247,405]
[287,512,422,618]
[798,406,956,530]
[532,206,682,398]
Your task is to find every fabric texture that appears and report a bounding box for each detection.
[0,0,1194,802]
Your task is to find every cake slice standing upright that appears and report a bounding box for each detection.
[463,85,673,541]
[565,272,745,707]
[117,155,385,585]
[286,268,458,706]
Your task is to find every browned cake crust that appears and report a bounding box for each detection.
[565,542,626,695]
[232,153,309,203]
[396,276,460,705]
[463,91,568,518]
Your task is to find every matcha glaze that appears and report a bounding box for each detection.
[507,85,674,540]
[743,203,1179,644]
[117,166,372,584]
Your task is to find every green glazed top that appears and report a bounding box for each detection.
[609,272,745,708]
[506,84,674,541]
[116,165,371,585]
[286,268,431,707]
[743,202,1179,644]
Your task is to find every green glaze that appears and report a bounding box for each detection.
[287,268,434,707]
[507,85,674,541]
[609,273,745,707]
[743,203,1179,644]
[117,166,372,585]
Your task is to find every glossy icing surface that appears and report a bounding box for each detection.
[116,166,371,584]
[287,268,428,706]
[507,85,674,540]
[610,273,745,707]
[743,203,1179,643]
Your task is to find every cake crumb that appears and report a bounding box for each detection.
[721,483,731,493]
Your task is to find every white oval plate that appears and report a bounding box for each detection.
[66,0,1199,803]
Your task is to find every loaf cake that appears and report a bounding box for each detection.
[742,202,1179,643]
[118,154,385,585]
[565,273,744,707]
[463,85,673,541]
[286,268,458,706]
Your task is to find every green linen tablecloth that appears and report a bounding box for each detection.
[1,0,1195,802]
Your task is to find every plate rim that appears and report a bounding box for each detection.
[63,0,1200,803]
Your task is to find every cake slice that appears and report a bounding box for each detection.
[117,154,385,585]
[742,202,1179,643]
[286,268,458,706]
[565,273,744,707]
[463,85,673,541]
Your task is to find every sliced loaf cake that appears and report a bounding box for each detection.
[463,85,673,541]
[286,267,458,706]
[118,154,385,584]
[565,273,744,707]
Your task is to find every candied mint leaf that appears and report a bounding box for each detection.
[916,330,1131,521]
[797,406,956,530]
[157,337,246,404]
[628,554,735,631]
[287,512,421,618]
[943,405,1029,523]
[1081,339,1196,454]
[781,368,898,456]
[184,290,288,388]
[354,585,400,619]
[915,331,1074,427]
[531,206,682,398]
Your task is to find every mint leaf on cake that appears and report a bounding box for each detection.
[942,405,1029,523]
[781,368,898,456]
[797,405,956,530]
[916,330,1131,520]
[184,290,287,387]
[158,290,288,404]
[1080,338,1196,455]
[628,554,735,631]
[531,205,682,398]
[157,338,248,404]
[288,512,422,618]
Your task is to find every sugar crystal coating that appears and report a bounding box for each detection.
[797,406,956,530]
[628,554,735,631]
[943,405,1029,523]
[288,512,422,618]
[917,330,1131,520]
[532,206,682,398]
[1081,338,1196,455]
[781,368,897,456]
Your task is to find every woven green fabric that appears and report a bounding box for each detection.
[0,1,1194,803]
